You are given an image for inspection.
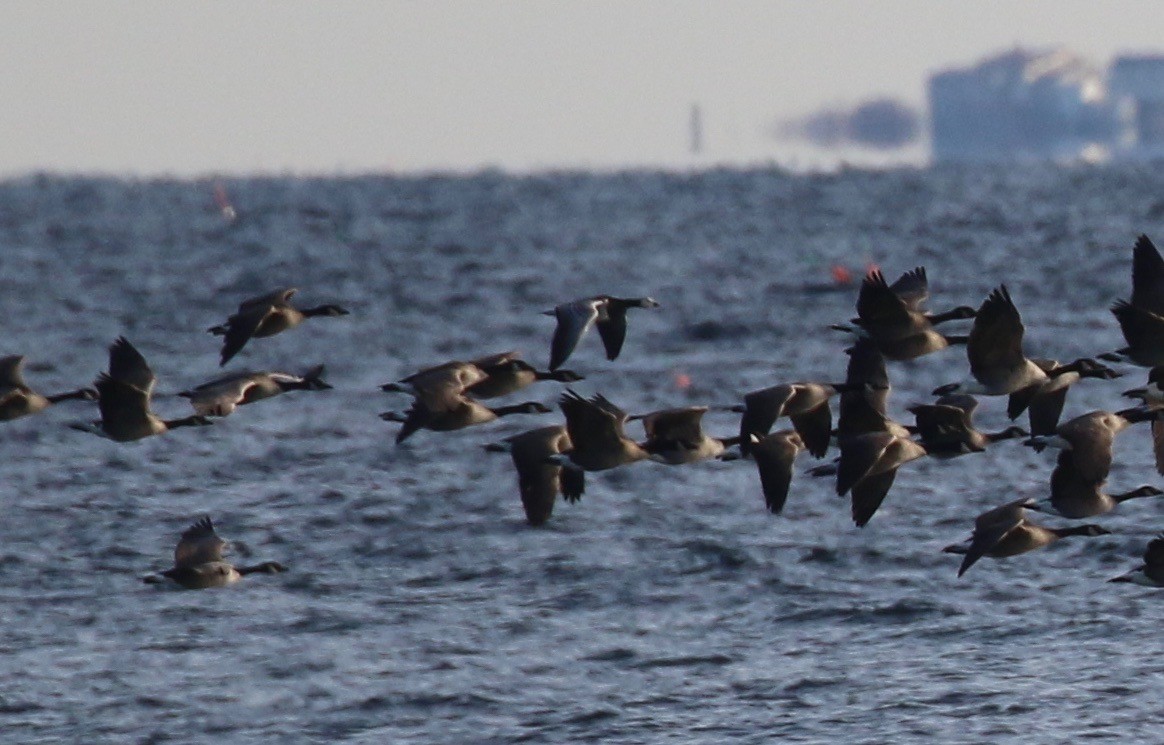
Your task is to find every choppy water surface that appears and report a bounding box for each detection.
[3,164,1164,742]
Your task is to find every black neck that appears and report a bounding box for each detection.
[164,415,211,430]
[46,388,93,403]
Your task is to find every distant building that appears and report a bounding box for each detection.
[1109,55,1164,157]
[929,48,1118,163]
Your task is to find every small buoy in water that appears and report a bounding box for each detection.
[830,264,853,285]
[674,371,692,391]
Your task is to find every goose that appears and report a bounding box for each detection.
[933,285,1052,396]
[1101,235,1164,367]
[1111,534,1164,586]
[0,355,96,422]
[838,267,975,360]
[381,351,582,399]
[907,394,1027,459]
[1024,407,1155,484]
[1006,358,1121,437]
[736,380,877,458]
[943,499,1109,577]
[209,287,349,366]
[548,390,650,497]
[634,405,740,465]
[178,365,332,417]
[835,431,927,527]
[485,425,581,525]
[381,390,550,444]
[721,430,806,514]
[71,337,212,441]
[1026,448,1163,518]
[544,295,659,371]
[143,516,285,590]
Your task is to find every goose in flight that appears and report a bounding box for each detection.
[143,516,285,590]
[545,295,659,371]
[209,287,349,366]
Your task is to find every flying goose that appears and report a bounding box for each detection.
[933,285,1051,396]
[71,337,212,441]
[1006,358,1121,437]
[209,287,349,366]
[736,380,876,458]
[1026,448,1163,518]
[179,365,332,417]
[544,295,659,371]
[1024,407,1155,484]
[907,394,1027,459]
[1101,235,1164,366]
[635,405,740,465]
[838,267,975,360]
[1111,534,1164,586]
[143,516,285,590]
[382,351,582,399]
[835,431,927,527]
[381,386,550,444]
[485,425,581,525]
[943,499,1109,577]
[0,355,96,422]
[721,429,806,514]
[548,390,651,498]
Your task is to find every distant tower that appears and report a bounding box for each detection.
[690,104,703,155]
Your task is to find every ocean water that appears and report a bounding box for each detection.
[2,164,1164,743]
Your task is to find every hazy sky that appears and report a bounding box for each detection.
[2,2,1162,176]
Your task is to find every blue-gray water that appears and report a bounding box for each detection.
[2,165,1164,743]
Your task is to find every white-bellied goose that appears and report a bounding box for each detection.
[1111,534,1164,586]
[943,499,1109,577]
[179,365,331,417]
[0,355,96,422]
[209,287,349,366]
[544,295,659,371]
[485,425,581,525]
[907,394,1027,459]
[835,431,927,527]
[71,337,212,442]
[934,285,1050,396]
[143,516,285,590]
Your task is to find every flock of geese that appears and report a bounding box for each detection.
[11,238,1164,590]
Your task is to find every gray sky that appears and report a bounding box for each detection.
[2,1,1162,176]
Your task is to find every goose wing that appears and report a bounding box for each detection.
[1111,300,1164,358]
[505,425,572,525]
[594,297,632,361]
[750,430,803,514]
[1132,235,1164,315]
[218,303,277,366]
[855,270,914,333]
[968,286,1026,384]
[0,355,29,391]
[639,406,708,444]
[549,298,601,370]
[559,390,630,453]
[889,266,929,311]
[173,516,228,568]
[108,337,157,397]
